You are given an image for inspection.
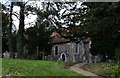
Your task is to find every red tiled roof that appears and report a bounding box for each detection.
[50,32,70,43]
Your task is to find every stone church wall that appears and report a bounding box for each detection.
[50,40,94,63]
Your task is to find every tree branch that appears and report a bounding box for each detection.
[12,12,20,20]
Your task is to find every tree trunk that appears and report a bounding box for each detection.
[8,2,14,58]
[42,48,45,60]
[17,2,25,58]
[36,46,39,59]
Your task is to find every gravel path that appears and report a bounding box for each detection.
[69,63,103,78]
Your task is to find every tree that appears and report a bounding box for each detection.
[16,2,25,58]
[1,3,10,53]
[2,1,28,58]
[2,2,19,58]
[24,23,51,59]
[24,27,37,59]
[8,2,14,58]
[84,3,120,61]
[26,1,89,56]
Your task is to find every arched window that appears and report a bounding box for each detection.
[54,46,58,55]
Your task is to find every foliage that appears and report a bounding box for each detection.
[1,2,16,58]
[7,2,14,58]
[2,10,10,38]
[2,1,120,60]
[57,59,76,69]
[106,64,120,78]
[84,3,120,60]
[1,3,10,51]
[24,25,51,59]
[2,2,26,58]
[64,61,77,68]
[16,2,25,58]
[83,62,109,76]
[83,62,120,78]
[57,59,65,68]
[25,27,37,55]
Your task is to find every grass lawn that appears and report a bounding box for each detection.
[0,58,2,76]
[2,58,88,77]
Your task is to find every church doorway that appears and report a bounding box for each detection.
[60,53,66,61]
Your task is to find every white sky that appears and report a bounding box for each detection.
[12,6,37,29]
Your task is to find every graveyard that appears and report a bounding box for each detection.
[1,0,120,78]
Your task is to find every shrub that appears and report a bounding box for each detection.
[57,59,75,68]
[57,59,65,68]
[64,61,75,68]
[107,64,120,78]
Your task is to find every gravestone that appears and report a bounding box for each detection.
[15,53,17,58]
[3,51,10,58]
[94,55,101,63]
[47,55,53,60]
[94,56,98,63]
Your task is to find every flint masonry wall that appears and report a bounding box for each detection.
[51,40,93,63]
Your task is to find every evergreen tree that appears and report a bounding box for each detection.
[17,2,25,58]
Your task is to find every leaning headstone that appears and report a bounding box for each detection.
[3,51,10,58]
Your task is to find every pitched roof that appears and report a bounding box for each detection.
[50,32,70,44]
[50,32,91,44]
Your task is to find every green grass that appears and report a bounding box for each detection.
[0,58,2,76]
[2,58,84,76]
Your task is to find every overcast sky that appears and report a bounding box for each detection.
[12,6,37,29]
